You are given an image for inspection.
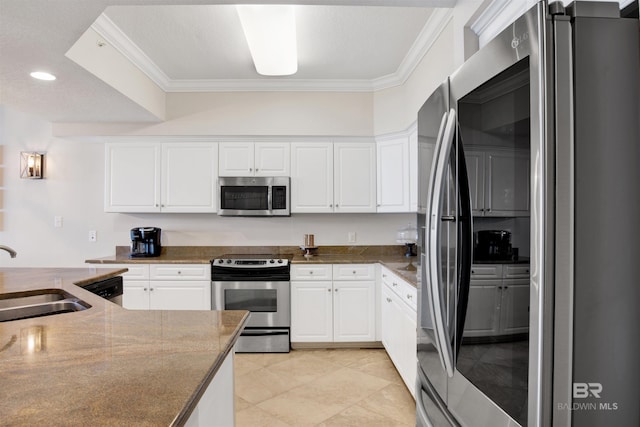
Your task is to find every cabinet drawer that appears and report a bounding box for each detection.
[470,264,503,279]
[114,264,149,280]
[399,281,417,311]
[291,264,333,281]
[332,264,375,281]
[503,265,530,279]
[150,264,209,280]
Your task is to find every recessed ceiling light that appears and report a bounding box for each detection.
[30,71,56,81]
[237,5,297,76]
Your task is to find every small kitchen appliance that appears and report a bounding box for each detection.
[130,227,162,257]
[474,230,512,261]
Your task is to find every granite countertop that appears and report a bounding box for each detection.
[0,268,248,427]
[86,245,420,288]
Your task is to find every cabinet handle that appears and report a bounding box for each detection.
[382,274,387,278]
[407,294,413,300]
[392,282,398,287]
[386,297,392,303]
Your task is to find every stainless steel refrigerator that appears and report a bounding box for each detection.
[416,1,640,426]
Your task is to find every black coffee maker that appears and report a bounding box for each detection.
[130,227,162,257]
[474,230,513,261]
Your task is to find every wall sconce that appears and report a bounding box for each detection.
[20,152,45,179]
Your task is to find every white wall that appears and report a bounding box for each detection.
[1,105,412,267]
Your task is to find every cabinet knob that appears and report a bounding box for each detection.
[249,168,253,172]
[352,270,356,274]
[471,270,475,274]
[407,294,413,300]
[382,274,387,278]
[336,204,339,207]
[256,168,259,172]
[392,282,398,287]
[309,271,314,275]
[329,204,333,208]
[335,288,339,292]
[155,204,159,207]
[150,288,154,291]
[161,204,165,207]
[143,288,148,291]
[386,297,392,303]
[327,289,331,292]
[177,271,182,274]
[504,286,508,290]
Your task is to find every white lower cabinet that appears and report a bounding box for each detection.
[464,264,530,337]
[117,264,211,310]
[380,266,417,398]
[291,264,376,343]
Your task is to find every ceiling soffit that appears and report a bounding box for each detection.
[90,6,453,93]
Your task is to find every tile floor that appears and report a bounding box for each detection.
[234,348,416,426]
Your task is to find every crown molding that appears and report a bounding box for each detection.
[91,14,172,90]
[92,7,453,93]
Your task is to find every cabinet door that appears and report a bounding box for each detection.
[290,142,334,213]
[376,137,410,212]
[122,281,150,310]
[291,281,333,342]
[417,139,436,213]
[105,143,160,212]
[162,143,218,213]
[254,143,290,176]
[334,142,376,213]
[381,285,400,358]
[149,281,211,310]
[463,281,501,337]
[464,149,485,215]
[398,299,417,398]
[485,150,530,216]
[333,281,376,342]
[218,142,254,176]
[499,279,530,335]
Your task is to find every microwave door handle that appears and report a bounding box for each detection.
[427,108,457,378]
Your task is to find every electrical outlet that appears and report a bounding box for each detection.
[88,230,97,242]
[54,216,63,228]
[348,232,357,243]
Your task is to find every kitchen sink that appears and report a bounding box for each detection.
[0,289,91,322]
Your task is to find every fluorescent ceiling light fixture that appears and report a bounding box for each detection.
[236,5,297,76]
[30,71,56,81]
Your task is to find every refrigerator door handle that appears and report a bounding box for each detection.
[427,107,457,377]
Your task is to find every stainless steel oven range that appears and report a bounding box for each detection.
[211,255,290,353]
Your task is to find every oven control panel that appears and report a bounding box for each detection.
[212,258,289,267]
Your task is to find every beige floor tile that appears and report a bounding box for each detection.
[257,392,348,426]
[318,403,409,427]
[359,383,417,425]
[235,395,252,412]
[236,405,292,427]
[235,366,302,404]
[235,348,416,426]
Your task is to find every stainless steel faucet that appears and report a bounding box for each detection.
[0,246,17,258]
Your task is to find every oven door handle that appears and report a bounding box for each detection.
[241,329,289,337]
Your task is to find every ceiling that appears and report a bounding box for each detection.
[0,0,456,124]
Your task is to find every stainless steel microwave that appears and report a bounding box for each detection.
[218,176,290,216]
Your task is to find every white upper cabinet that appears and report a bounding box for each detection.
[105,143,161,212]
[376,124,419,213]
[465,147,529,217]
[161,143,218,213]
[291,142,334,213]
[376,137,410,212]
[218,142,289,176]
[105,142,218,213]
[291,141,376,213]
[218,142,253,176]
[334,142,376,213]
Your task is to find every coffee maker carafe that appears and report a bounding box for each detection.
[130,227,162,257]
